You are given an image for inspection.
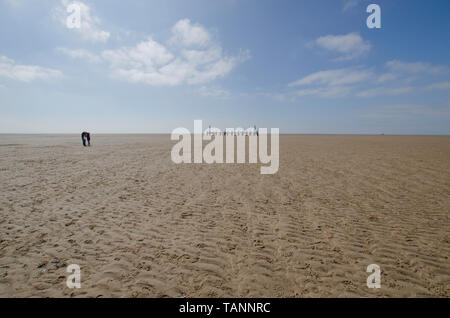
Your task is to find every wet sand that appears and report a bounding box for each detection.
[0,134,449,297]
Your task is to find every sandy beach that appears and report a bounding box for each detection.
[0,134,449,297]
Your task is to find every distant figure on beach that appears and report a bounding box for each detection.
[81,131,91,147]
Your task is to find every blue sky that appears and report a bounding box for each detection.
[1,0,450,134]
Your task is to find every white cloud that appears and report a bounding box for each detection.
[313,32,371,61]
[102,37,174,68]
[53,0,110,43]
[101,19,249,86]
[0,55,62,82]
[170,19,211,47]
[57,47,102,63]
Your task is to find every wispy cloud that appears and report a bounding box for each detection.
[286,67,374,99]
[198,86,231,98]
[386,60,449,75]
[283,59,450,100]
[288,67,372,98]
[53,0,110,43]
[57,47,102,63]
[342,0,362,12]
[0,55,62,82]
[312,32,371,61]
[425,81,450,91]
[289,68,373,87]
[2,0,23,7]
[375,60,450,84]
[356,86,413,98]
[294,86,354,98]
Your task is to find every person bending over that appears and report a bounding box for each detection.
[81,131,91,147]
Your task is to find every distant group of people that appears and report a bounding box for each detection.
[81,131,91,147]
[206,125,259,136]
